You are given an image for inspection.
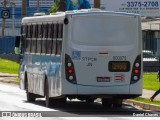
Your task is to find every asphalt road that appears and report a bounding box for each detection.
[0,82,159,120]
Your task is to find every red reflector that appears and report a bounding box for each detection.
[134,69,139,74]
[68,69,73,74]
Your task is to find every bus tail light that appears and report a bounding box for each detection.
[134,69,139,74]
[68,69,73,74]
[130,55,141,84]
[65,54,77,84]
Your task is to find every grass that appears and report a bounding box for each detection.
[14,77,20,83]
[133,97,160,106]
[0,58,19,74]
[132,73,160,104]
[143,73,160,91]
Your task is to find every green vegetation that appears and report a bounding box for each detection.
[48,0,60,13]
[0,58,19,74]
[14,77,20,84]
[133,97,160,106]
[132,73,160,104]
[143,73,160,91]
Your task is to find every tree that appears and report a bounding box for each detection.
[48,0,66,13]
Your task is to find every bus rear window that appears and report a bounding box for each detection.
[71,16,138,46]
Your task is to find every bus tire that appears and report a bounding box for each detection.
[112,99,123,108]
[26,78,35,102]
[45,79,53,107]
[54,98,67,108]
[101,98,112,108]
[26,90,36,102]
[113,103,122,108]
[86,98,95,103]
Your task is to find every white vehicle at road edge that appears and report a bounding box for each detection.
[143,50,158,61]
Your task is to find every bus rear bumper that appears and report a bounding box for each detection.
[61,83,142,99]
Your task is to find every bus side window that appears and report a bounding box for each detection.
[58,24,63,38]
[26,25,31,53]
[45,24,48,38]
[37,24,42,53]
[30,24,33,53]
[51,23,56,55]
[26,39,30,53]
[21,25,26,53]
[57,24,63,55]
[26,25,28,38]
[48,23,51,38]
[32,24,35,38]
[45,23,49,54]
[42,24,46,54]
[28,25,31,39]
[46,24,52,54]
[31,25,36,53]
[35,24,38,53]
[38,24,42,38]
[23,25,27,52]
[55,23,59,55]
[35,24,38,38]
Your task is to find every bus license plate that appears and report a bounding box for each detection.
[97,77,110,82]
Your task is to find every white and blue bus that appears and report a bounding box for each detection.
[17,9,142,108]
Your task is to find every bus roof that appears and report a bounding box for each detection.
[66,9,140,17]
[22,9,140,24]
[22,12,66,24]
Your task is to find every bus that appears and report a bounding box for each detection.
[17,9,142,108]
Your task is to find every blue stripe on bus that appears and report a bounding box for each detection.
[23,54,61,76]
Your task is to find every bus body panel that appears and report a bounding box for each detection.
[77,84,130,95]
[64,13,142,91]
[19,54,29,90]
[19,54,63,97]
[60,79,142,95]
[130,78,142,94]
[61,78,78,95]
[71,50,136,86]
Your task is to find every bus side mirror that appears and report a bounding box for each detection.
[14,36,20,55]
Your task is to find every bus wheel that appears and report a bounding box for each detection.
[59,98,67,106]
[86,98,95,103]
[26,82,35,102]
[54,98,67,108]
[113,99,123,108]
[45,80,52,107]
[101,98,112,108]
[113,103,122,108]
